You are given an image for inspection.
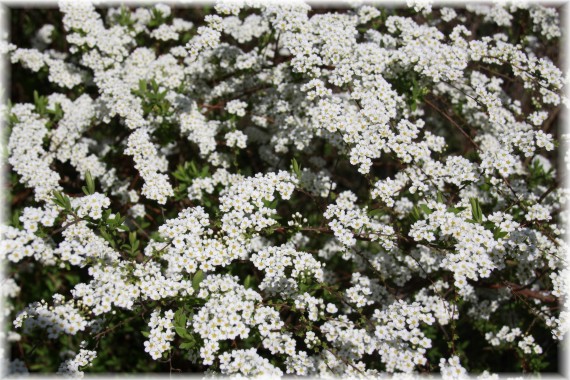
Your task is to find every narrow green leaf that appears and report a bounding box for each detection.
[52,191,71,211]
[174,308,187,327]
[139,79,147,95]
[436,191,445,204]
[189,161,199,177]
[291,158,302,179]
[419,204,432,215]
[200,165,210,178]
[494,229,509,239]
[85,170,95,195]
[174,326,192,339]
[410,205,421,221]
[11,209,21,229]
[470,198,483,223]
[192,270,204,291]
[244,274,254,289]
[368,207,384,217]
[180,341,195,350]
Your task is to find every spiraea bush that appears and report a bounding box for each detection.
[1,1,568,377]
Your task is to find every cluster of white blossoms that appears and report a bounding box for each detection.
[373,300,435,372]
[225,130,248,149]
[219,348,283,377]
[57,348,97,378]
[1,223,55,264]
[251,243,323,295]
[219,171,297,237]
[125,128,174,204]
[70,193,111,220]
[345,272,388,308]
[325,191,395,249]
[298,167,336,197]
[439,356,468,380]
[3,0,568,377]
[225,99,248,117]
[13,295,90,338]
[7,104,62,202]
[409,200,504,292]
[192,275,263,365]
[144,309,175,360]
[485,326,543,355]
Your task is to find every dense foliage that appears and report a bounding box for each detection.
[1,1,568,377]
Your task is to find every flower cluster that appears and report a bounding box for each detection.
[144,309,175,360]
[251,243,323,295]
[325,191,395,249]
[13,295,90,338]
[439,356,467,380]
[57,349,97,378]
[485,326,543,355]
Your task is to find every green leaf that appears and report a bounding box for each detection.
[200,165,210,178]
[85,170,95,195]
[291,158,302,180]
[368,207,384,217]
[436,191,445,204]
[447,206,466,214]
[410,99,417,111]
[11,209,21,229]
[244,274,254,289]
[410,205,422,222]
[494,229,509,239]
[33,90,48,116]
[419,204,432,215]
[469,197,483,223]
[173,164,191,182]
[141,330,150,338]
[174,326,192,339]
[188,161,199,177]
[180,341,195,350]
[46,278,56,292]
[116,6,135,28]
[263,199,278,209]
[192,270,204,292]
[174,308,187,328]
[299,282,309,293]
[139,79,147,95]
[100,228,116,248]
[52,190,72,211]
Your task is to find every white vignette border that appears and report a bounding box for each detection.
[0,0,568,379]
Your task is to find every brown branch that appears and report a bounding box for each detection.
[50,215,82,236]
[485,281,557,303]
[537,181,558,204]
[424,98,480,151]
[93,313,140,340]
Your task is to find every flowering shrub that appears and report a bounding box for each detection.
[2,1,568,377]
